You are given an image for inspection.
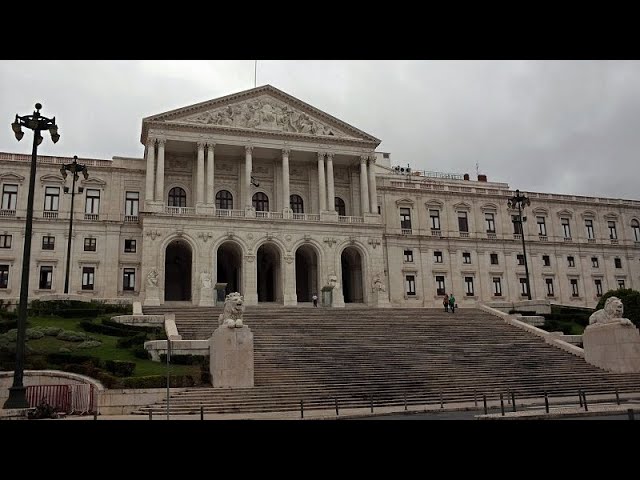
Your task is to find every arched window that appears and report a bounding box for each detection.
[632,219,640,242]
[335,197,346,216]
[216,190,233,210]
[290,194,304,214]
[168,187,186,207]
[252,192,269,212]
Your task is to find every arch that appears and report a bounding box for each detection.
[252,192,269,212]
[168,186,187,207]
[581,209,597,218]
[164,238,193,301]
[556,209,574,218]
[631,218,640,241]
[216,189,234,210]
[290,194,304,213]
[216,240,243,296]
[340,245,364,303]
[295,243,321,302]
[256,242,282,302]
[335,196,346,216]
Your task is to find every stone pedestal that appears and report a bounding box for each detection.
[144,286,161,306]
[209,325,254,388]
[371,289,391,308]
[583,321,640,373]
[199,287,214,306]
[332,286,345,308]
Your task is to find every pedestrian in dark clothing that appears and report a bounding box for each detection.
[443,294,449,312]
[449,293,456,313]
[312,294,318,307]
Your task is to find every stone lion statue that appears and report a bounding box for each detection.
[589,296,633,326]
[218,292,245,328]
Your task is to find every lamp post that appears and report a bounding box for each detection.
[508,189,532,301]
[60,156,88,294]
[4,103,60,409]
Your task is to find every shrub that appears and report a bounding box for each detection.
[26,328,45,340]
[57,330,93,342]
[596,288,640,328]
[0,319,17,333]
[80,321,134,337]
[133,346,151,360]
[158,354,207,365]
[120,375,196,389]
[116,333,148,349]
[47,352,102,367]
[39,327,63,336]
[76,340,103,349]
[102,318,162,334]
[105,360,136,377]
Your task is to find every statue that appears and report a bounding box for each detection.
[218,292,246,328]
[146,269,159,288]
[589,296,633,326]
[328,274,340,290]
[200,272,212,289]
[372,274,386,293]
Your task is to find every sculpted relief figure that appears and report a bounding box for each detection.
[147,269,159,288]
[589,296,633,326]
[328,274,340,290]
[201,272,212,289]
[218,292,246,328]
[372,274,386,293]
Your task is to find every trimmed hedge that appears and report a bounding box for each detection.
[116,333,148,349]
[105,360,136,377]
[102,318,162,333]
[47,352,103,367]
[80,321,135,337]
[158,354,208,365]
[120,375,196,389]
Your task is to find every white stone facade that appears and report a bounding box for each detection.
[0,85,638,308]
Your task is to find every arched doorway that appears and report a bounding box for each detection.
[257,243,281,302]
[341,247,364,303]
[295,244,318,302]
[165,239,192,301]
[217,241,242,295]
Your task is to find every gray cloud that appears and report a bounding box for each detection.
[1,60,638,199]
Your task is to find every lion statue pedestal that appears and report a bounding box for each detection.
[209,292,254,388]
[583,296,640,373]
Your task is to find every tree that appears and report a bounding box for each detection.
[595,288,640,328]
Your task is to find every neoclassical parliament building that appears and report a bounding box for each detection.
[1,85,639,308]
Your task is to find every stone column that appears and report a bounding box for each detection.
[244,254,258,305]
[359,155,370,215]
[145,138,156,203]
[196,141,205,205]
[326,152,335,211]
[368,155,378,214]
[282,148,290,213]
[155,138,166,202]
[317,152,326,212]
[245,146,253,209]
[206,142,215,205]
[283,254,297,305]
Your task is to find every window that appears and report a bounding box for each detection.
[0,265,8,289]
[537,216,547,236]
[44,186,60,211]
[458,212,468,233]
[125,191,139,216]
[545,278,554,297]
[335,197,346,216]
[570,279,579,297]
[168,187,187,207]
[405,275,416,296]
[591,257,599,268]
[429,210,440,230]
[290,195,304,214]
[618,279,626,289]
[0,234,11,249]
[485,213,495,233]
[1,184,18,210]
[434,251,443,264]
[567,256,575,268]
[42,236,55,250]
[490,253,499,265]
[462,252,471,264]
[123,268,136,291]
[542,255,551,267]
[585,219,594,239]
[465,276,474,296]
[614,257,622,269]
[608,221,617,239]
[520,278,529,296]
[84,238,96,252]
[82,267,95,291]
[492,277,502,296]
[403,249,414,263]
[561,218,571,238]
[512,215,522,235]
[85,189,100,214]
[252,192,269,212]
[632,219,640,242]
[216,190,233,210]
[400,208,412,230]
[517,254,525,266]
[124,239,136,253]
[595,279,603,297]
[39,266,53,290]
[436,276,446,296]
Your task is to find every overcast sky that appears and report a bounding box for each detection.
[1,60,638,200]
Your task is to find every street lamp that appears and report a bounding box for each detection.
[508,189,532,301]
[4,103,60,409]
[60,156,88,294]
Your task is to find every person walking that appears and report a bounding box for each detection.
[443,293,449,312]
[312,294,318,307]
[449,293,456,313]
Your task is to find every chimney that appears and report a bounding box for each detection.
[477,174,487,182]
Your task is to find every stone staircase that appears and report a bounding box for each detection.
[136,306,640,415]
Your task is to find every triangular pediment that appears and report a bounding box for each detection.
[142,85,380,144]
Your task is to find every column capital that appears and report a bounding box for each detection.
[156,137,167,146]
[326,152,334,160]
[317,152,325,160]
[147,137,157,146]
[245,145,254,154]
[282,148,291,156]
[196,141,206,149]
[360,155,368,164]
[369,154,377,163]
[206,142,216,150]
